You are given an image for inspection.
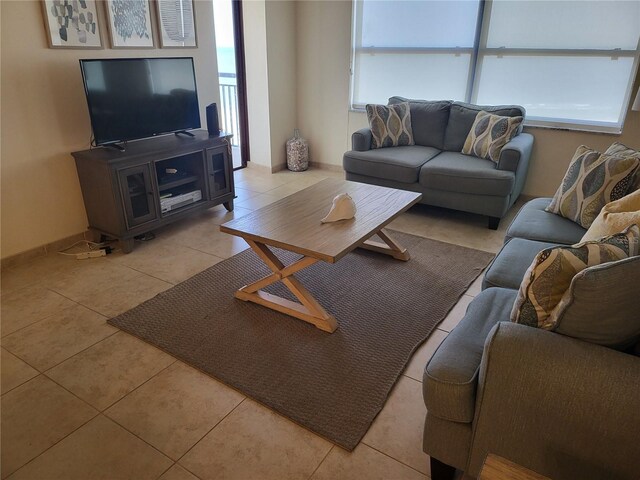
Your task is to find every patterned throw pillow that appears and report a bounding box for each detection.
[510,224,639,330]
[461,110,523,163]
[581,189,640,242]
[546,145,640,228]
[605,141,640,192]
[366,103,414,149]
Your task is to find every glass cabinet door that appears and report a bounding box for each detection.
[206,146,231,199]
[117,164,158,228]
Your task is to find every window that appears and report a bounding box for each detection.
[351,0,640,133]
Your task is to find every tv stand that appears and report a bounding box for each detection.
[174,130,196,138]
[105,143,126,152]
[72,130,235,253]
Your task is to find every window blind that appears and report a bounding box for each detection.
[350,0,640,133]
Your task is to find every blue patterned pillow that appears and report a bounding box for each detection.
[546,145,640,228]
[510,224,639,330]
[462,110,523,162]
[366,103,414,149]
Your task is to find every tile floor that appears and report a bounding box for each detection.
[0,166,524,480]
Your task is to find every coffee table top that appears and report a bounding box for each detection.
[220,178,422,263]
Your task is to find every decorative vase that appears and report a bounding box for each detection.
[286,129,309,172]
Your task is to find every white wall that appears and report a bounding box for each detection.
[243,0,298,172]
[265,1,298,170]
[243,0,272,169]
[297,0,352,169]
[295,0,640,197]
[0,0,221,259]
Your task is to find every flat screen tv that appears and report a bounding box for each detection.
[80,57,201,146]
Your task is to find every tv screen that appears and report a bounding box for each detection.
[80,57,201,146]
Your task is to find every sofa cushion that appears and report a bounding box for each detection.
[343,145,440,183]
[554,256,640,350]
[366,103,415,149]
[546,145,640,228]
[510,225,639,330]
[388,97,452,150]
[424,287,518,423]
[462,111,523,163]
[505,197,586,244]
[444,102,525,152]
[483,238,560,291]
[419,151,515,196]
[582,188,640,242]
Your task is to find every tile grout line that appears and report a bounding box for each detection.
[16,360,183,476]
[115,242,228,279]
[0,300,82,342]
[13,352,182,475]
[96,349,178,413]
[153,461,177,480]
[360,441,429,478]
[307,444,335,480]
[171,397,248,477]
[2,328,120,387]
[1,381,102,478]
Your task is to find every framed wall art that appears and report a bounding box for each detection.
[42,0,103,49]
[156,0,198,48]
[105,0,154,48]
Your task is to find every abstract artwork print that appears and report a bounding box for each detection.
[42,0,102,48]
[156,0,197,48]
[106,0,154,48]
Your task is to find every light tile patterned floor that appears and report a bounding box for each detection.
[0,166,523,479]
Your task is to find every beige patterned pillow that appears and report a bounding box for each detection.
[581,189,640,242]
[510,224,639,330]
[546,145,640,228]
[366,103,414,149]
[462,110,523,163]
[605,142,640,192]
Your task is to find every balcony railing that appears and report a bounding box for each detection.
[219,73,240,147]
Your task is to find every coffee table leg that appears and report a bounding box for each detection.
[235,239,338,333]
[360,228,410,261]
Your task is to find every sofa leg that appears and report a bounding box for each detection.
[488,216,500,230]
[430,457,456,480]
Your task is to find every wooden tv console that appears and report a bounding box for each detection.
[72,130,235,253]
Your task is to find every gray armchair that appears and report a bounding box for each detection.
[423,196,640,480]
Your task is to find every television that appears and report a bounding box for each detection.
[80,57,201,146]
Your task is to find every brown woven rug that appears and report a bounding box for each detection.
[108,231,493,450]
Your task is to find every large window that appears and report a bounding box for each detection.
[351,0,640,133]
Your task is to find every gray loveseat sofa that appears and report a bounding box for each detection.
[423,198,640,480]
[343,98,534,229]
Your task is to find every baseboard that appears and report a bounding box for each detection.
[271,163,287,173]
[1,231,88,270]
[308,162,344,173]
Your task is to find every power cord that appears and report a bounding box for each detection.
[58,240,116,260]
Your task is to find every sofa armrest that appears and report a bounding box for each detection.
[467,322,640,479]
[352,128,372,151]
[497,133,533,173]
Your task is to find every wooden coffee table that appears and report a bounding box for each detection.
[220,178,422,333]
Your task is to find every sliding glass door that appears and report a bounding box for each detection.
[213,0,249,169]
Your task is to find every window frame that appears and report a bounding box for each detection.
[350,0,640,134]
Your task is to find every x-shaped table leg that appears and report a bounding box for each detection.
[235,239,338,333]
[359,228,410,261]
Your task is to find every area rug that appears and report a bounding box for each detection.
[108,231,493,450]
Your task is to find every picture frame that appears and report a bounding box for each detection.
[105,0,154,48]
[156,0,198,48]
[41,0,103,49]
